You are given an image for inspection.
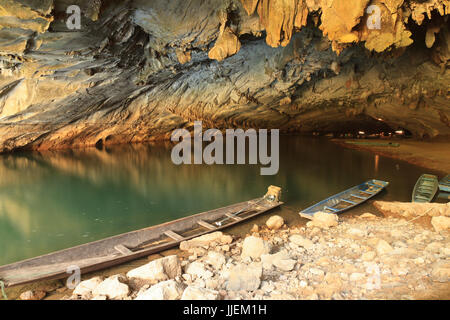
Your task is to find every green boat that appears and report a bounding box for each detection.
[345,141,400,147]
[438,175,450,193]
[412,174,439,203]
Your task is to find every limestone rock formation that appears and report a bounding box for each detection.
[0,0,448,152]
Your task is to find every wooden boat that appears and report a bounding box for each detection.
[299,179,389,219]
[0,186,282,288]
[438,175,450,193]
[412,174,438,203]
[345,141,400,147]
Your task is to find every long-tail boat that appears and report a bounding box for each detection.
[0,186,282,288]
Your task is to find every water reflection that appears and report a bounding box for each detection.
[0,136,441,264]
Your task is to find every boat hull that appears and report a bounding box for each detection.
[412,174,438,203]
[438,175,450,193]
[0,197,282,288]
[299,179,389,219]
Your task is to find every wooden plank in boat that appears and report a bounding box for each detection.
[114,244,133,255]
[164,230,185,241]
[350,194,366,200]
[197,220,216,230]
[224,212,243,221]
[341,199,357,205]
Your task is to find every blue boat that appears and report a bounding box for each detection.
[438,175,450,193]
[299,179,389,219]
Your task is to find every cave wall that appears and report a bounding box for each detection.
[0,0,449,152]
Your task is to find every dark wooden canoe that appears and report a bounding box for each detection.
[438,175,450,193]
[0,189,282,288]
[299,179,389,219]
[412,174,438,203]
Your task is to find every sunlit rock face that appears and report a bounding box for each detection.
[0,0,448,152]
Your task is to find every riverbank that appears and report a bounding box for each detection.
[13,202,449,300]
[332,139,450,174]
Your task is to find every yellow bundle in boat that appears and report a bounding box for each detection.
[265,185,281,202]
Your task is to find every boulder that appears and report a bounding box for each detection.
[73,276,103,298]
[92,275,129,300]
[180,232,232,251]
[19,290,46,300]
[241,236,271,259]
[204,251,226,270]
[376,240,394,255]
[361,251,376,262]
[266,215,284,230]
[289,234,314,250]
[134,280,184,300]
[431,260,450,282]
[181,286,219,300]
[126,255,181,284]
[185,261,213,279]
[431,216,450,233]
[273,258,296,272]
[261,250,296,271]
[226,263,262,291]
[306,212,338,229]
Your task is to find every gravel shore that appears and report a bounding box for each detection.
[18,202,448,301]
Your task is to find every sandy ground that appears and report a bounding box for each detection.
[332,139,450,174]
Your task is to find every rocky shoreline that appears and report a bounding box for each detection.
[19,202,449,300]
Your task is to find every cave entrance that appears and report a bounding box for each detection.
[312,115,397,138]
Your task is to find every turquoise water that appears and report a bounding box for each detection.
[0,136,442,265]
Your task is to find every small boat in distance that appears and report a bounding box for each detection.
[0,186,282,288]
[412,174,438,203]
[299,179,389,219]
[438,175,450,193]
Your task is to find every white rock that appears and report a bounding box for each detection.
[376,240,394,255]
[431,260,450,282]
[185,261,213,279]
[126,255,181,284]
[425,242,443,253]
[349,273,365,282]
[92,275,129,300]
[181,286,219,300]
[289,235,314,250]
[204,251,226,270]
[431,216,450,232]
[73,276,103,298]
[309,268,325,277]
[180,232,232,251]
[266,215,284,230]
[307,212,339,229]
[241,236,271,259]
[226,263,262,291]
[260,250,295,271]
[273,258,296,271]
[361,251,376,261]
[134,280,184,300]
[19,290,46,301]
[348,228,367,238]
